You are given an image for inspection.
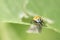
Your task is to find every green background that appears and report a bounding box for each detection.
[0,0,60,40]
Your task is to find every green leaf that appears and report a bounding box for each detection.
[0,22,60,40]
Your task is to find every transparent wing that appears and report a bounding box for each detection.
[26,24,40,33]
[42,17,54,24]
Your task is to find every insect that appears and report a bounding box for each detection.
[26,15,54,33]
[27,16,44,33]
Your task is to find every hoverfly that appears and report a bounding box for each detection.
[26,16,54,33]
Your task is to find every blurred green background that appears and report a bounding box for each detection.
[0,0,60,40]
